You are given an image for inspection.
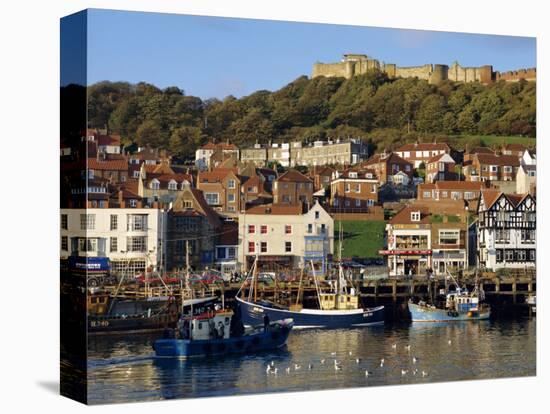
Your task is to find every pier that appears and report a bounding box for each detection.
[95,268,536,320]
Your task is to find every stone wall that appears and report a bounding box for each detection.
[312,54,536,85]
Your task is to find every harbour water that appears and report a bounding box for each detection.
[87,318,536,404]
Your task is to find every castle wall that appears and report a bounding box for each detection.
[394,64,433,81]
[312,62,354,79]
[312,55,535,84]
[496,68,536,82]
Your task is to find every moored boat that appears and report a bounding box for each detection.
[152,309,294,358]
[408,271,490,322]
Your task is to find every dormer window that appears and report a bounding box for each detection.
[411,211,421,222]
[168,180,177,190]
[349,172,357,178]
[366,173,372,179]
[150,179,160,190]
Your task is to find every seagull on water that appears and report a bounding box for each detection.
[412,357,418,364]
[349,351,353,356]
[308,363,313,370]
[320,358,326,364]
[331,352,336,356]
[404,345,411,352]
[365,370,370,377]
[271,360,275,367]
[334,364,342,371]
[391,343,397,350]
[285,367,291,374]
[273,368,278,375]
[401,369,408,376]
[294,364,301,370]
[448,340,452,345]
[422,370,428,377]
[413,369,418,376]
[266,365,271,373]
[356,358,361,364]
[380,358,385,367]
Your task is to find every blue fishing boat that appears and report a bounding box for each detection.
[153,309,294,358]
[408,271,490,322]
[236,253,384,329]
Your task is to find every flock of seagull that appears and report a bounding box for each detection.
[264,341,453,379]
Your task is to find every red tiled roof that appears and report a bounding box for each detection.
[468,147,495,155]
[198,169,237,184]
[476,154,520,166]
[433,181,486,191]
[245,203,303,215]
[396,142,451,152]
[503,143,528,151]
[97,134,121,146]
[363,152,411,166]
[480,189,502,210]
[87,158,128,171]
[389,206,431,225]
[427,153,455,164]
[277,169,312,183]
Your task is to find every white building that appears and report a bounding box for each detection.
[516,164,536,195]
[60,208,166,276]
[237,201,334,272]
[477,190,536,270]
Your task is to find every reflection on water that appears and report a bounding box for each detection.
[87,319,535,404]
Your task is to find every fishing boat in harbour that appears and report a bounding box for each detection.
[408,271,490,322]
[152,308,294,358]
[237,245,384,329]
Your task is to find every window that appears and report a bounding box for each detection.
[205,193,220,205]
[129,199,137,208]
[248,225,256,234]
[410,211,421,222]
[349,172,357,178]
[285,225,292,234]
[110,215,118,230]
[354,184,361,193]
[61,214,68,230]
[315,211,320,219]
[80,214,95,230]
[121,175,127,182]
[228,179,236,189]
[503,166,512,173]
[260,225,268,234]
[423,191,431,198]
[78,238,97,252]
[367,199,375,206]
[260,242,268,253]
[505,250,514,261]
[248,242,255,253]
[133,170,140,178]
[282,195,291,203]
[355,199,361,207]
[307,223,313,233]
[285,242,292,253]
[217,247,226,259]
[228,193,235,203]
[110,237,118,252]
[61,236,68,251]
[464,192,475,200]
[127,214,147,231]
[228,247,236,259]
[150,180,160,190]
[247,186,257,193]
[345,200,350,207]
[439,230,459,245]
[168,180,177,190]
[490,166,497,172]
[127,236,147,252]
[529,250,536,261]
[345,183,351,193]
[371,185,377,194]
[496,249,502,262]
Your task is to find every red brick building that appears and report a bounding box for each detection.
[330,168,379,209]
[462,153,520,182]
[362,152,413,184]
[394,142,452,168]
[273,169,314,205]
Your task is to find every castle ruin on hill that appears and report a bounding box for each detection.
[312,54,536,84]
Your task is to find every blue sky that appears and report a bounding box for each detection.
[70,9,536,99]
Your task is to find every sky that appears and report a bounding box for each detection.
[62,9,536,99]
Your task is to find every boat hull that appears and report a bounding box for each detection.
[408,302,490,322]
[236,297,384,329]
[153,320,293,358]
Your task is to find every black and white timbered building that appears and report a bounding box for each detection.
[477,190,536,270]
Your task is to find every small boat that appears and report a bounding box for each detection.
[152,309,294,358]
[237,251,384,329]
[88,293,216,334]
[408,271,490,322]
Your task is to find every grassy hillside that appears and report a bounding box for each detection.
[335,220,386,259]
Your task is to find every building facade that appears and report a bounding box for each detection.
[60,208,165,276]
[273,170,314,205]
[237,201,334,272]
[477,190,536,270]
[330,168,379,209]
[394,143,452,169]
